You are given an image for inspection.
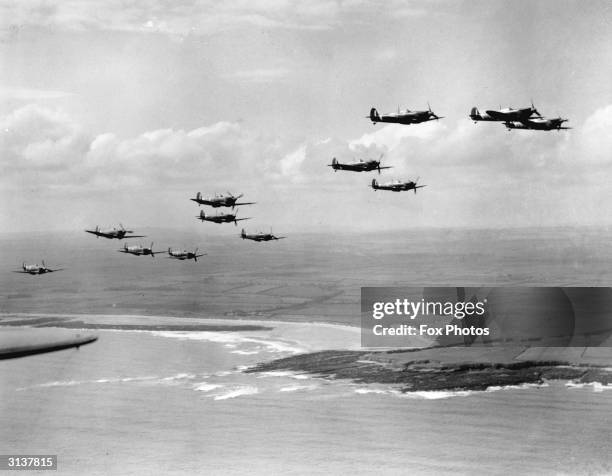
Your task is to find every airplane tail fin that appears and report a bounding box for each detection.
[470,107,480,120]
[150,242,155,257]
[241,228,246,239]
[369,108,380,122]
[199,210,205,220]
[196,191,201,200]
[371,178,378,189]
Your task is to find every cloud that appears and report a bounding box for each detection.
[0,87,73,100]
[1,0,433,37]
[0,105,272,193]
[3,102,612,230]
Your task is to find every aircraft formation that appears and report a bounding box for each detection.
[329,100,570,193]
[17,100,569,274]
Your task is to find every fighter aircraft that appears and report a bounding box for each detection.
[503,117,571,131]
[328,155,391,174]
[196,210,250,226]
[371,178,427,194]
[117,242,158,257]
[85,224,145,240]
[190,192,256,209]
[167,248,206,261]
[14,261,63,275]
[469,101,542,122]
[368,103,443,125]
[240,228,285,242]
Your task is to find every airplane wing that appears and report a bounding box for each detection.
[122,235,146,238]
[415,185,427,189]
[234,202,256,206]
[235,218,251,222]
[85,229,103,236]
[12,271,31,274]
[378,166,393,170]
[0,328,97,360]
[46,268,64,272]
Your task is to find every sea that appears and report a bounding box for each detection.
[1,227,611,475]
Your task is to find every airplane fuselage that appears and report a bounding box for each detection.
[471,105,540,122]
[199,214,237,223]
[331,161,378,172]
[23,265,50,274]
[505,118,569,131]
[370,107,440,125]
[193,197,237,207]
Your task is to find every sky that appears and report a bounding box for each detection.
[1,0,612,233]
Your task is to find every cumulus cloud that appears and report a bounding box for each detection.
[0,105,275,193]
[2,103,612,230]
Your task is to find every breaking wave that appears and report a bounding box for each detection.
[150,330,305,355]
[211,386,259,400]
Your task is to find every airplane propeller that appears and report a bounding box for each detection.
[428,102,441,120]
[531,100,543,118]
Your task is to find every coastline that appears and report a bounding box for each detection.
[246,346,612,393]
[4,312,612,393]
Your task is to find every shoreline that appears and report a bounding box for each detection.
[245,348,612,393]
[5,312,612,393]
[0,312,362,332]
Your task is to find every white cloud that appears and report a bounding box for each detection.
[1,0,434,37]
[0,87,73,100]
[3,102,612,230]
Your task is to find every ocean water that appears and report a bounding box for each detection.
[1,326,611,476]
[1,228,612,474]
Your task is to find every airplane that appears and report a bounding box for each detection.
[196,210,250,226]
[14,260,63,275]
[117,242,158,257]
[328,155,391,174]
[470,101,542,122]
[85,224,145,240]
[0,328,97,360]
[190,192,256,209]
[368,103,443,125]
[503,117,571,131]
[167,248,206,261]
[240,228,285,242]
[371,178,427,194]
